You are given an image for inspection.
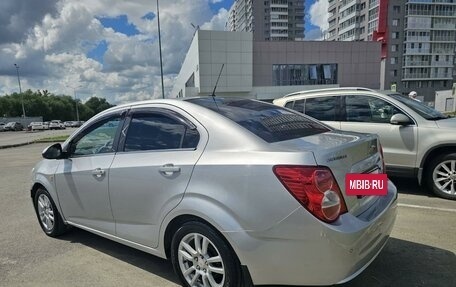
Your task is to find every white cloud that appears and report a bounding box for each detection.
[309,0,329,32]
[201,8,228,31]
[0,0,229,104]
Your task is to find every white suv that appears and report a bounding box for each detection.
[274,87,456,200]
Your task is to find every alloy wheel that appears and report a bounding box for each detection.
[433,159,456,195]
[37,194,55,231]
[178,233,225,287]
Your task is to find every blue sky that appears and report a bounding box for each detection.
[87,0,321,66]
[0,0,325,103]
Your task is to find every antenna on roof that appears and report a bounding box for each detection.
[211,63,224,98]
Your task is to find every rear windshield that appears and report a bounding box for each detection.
[186,97,330,143]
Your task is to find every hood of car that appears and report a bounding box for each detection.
[435,117,456,129]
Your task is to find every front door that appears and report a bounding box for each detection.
[54,114,123,234]
[340,94,418,169]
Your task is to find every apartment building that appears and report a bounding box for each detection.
[327,0,456,102]
[226,0,305,41]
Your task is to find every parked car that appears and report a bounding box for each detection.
[274,87,456,200]
[0,122,5,132]
[4,122,23,131]
[64,121,73,127]
[43,122,50,130]
[28,122,46,131]
[31,98,397,287]
[71,121,83,127]
[49,120,65,130]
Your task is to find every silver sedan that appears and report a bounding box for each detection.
[31,98,397,286]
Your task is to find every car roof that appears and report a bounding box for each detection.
[274,87,387,104]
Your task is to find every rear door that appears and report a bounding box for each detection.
[109,105,207,248]
[340,94,418,171]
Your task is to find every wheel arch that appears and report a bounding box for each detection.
[162,213,254,286]
[30,178,65,221]
[163,214,238,261]
[420,144,456,172]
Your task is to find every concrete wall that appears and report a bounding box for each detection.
[171,30,253,98]
[435,90,455,112]
[252,40,381,89]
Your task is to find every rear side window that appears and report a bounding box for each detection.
[187,98,330,143]
[304,96,338,121]
[124,112,199,151]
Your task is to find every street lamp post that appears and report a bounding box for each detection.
[67,85,81,122]
[73,88,80,122]
[14,64,26,117]
[157,0,165,99]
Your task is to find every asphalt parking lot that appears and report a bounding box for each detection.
[0,143,455,287]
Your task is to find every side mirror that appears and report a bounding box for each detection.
[42,143,64,159]
[390,113,413,126]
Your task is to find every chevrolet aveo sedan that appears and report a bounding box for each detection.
[31,98,397,286]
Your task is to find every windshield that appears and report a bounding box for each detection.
[388,94,447,120]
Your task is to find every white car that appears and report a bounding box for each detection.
[274,87,456,200]
[29,122,46,131]
[49,120,65,130]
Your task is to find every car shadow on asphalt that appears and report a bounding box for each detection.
[389,176,436,198]
[58,228,180,285]
[58,229,455,287]
[337,237,456,287]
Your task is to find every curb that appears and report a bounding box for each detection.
[0,141,35,150]
[0,140,66,150]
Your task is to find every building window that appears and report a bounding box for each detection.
[393,5,400,13]
[392,32,399,39]
[185,73,195,87]
[392,19,399,26]
[272,64,338,86]
[391,45,397,52]
[391,57,397,65]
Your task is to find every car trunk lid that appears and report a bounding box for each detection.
[273,130,384,216]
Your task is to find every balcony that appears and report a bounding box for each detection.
[402,72,431,79]
[403,61,431,67]
[431,61,454,67]
[430,72,452,79]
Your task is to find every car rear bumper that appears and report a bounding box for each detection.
[224,180,397,286]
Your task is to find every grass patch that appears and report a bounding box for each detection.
[35,135,69,143]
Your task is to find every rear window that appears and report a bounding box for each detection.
[186,97,330,143]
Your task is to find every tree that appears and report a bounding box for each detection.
[84,97,114,115]
[0,90,114,121]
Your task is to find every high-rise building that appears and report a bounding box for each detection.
[226,0,305,41]
[327,0,456,102]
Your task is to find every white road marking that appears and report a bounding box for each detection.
[398,203,456,213]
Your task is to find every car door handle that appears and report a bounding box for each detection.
[92,168,106,178]
[159,164,181,176]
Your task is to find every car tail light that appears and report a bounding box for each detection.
[273,166,348,223]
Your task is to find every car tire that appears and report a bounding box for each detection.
[33,188,68,237]
[426,153,456,200]
[171,221,241,287]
